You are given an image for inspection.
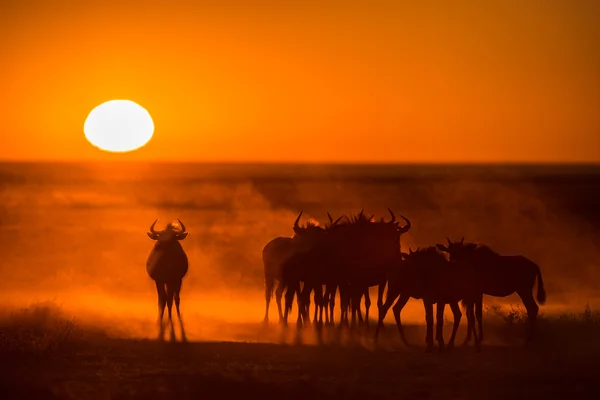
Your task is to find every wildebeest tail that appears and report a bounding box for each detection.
[535,263,547,305]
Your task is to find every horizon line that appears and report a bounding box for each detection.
[0,159,599,166]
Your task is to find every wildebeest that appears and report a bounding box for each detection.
[146,219,189,339]
[374,246,481,352]
[282,209,411,329]
[262,211,337,325]
[436,238,546,343]
[337,210,411,329]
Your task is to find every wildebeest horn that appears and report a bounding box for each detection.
[399,215,411,233]
[460,237,464,244]
[333,216,343,225]
[447,237,452,245]
[327,212,333,224]
[149,219,158,234]
[387,208,396,223]
[177,219,186,233]
[359,209,364,218]
[294,211,303,228]
[409,246,413,254]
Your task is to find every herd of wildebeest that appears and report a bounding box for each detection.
[145,209,546,352]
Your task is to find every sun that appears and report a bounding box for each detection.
[84,100,154,153]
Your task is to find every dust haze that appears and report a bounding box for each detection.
[0,163,598,343]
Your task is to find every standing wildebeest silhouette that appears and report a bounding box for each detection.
[436,238,546,343]
[282,209,411,329]
[262,211,337,325]
[323,210,411,329]
[146,219,189,340]
[374,246,481,352]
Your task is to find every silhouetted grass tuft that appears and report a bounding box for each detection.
[0,301,97,356]
[481,303,600,345]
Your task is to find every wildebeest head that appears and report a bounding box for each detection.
[147,219,189,242]
[400,246,448,269]
[380,208,411,235]
[368,209,412,256]
[435,237,477,261]
[291,211,326,237]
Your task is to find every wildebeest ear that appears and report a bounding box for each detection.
[147,232,158,240]
[436,244,448,252]
[177,232,189,240]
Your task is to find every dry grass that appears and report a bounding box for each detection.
[1,301,599,399]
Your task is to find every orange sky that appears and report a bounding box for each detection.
[1,0,599,163]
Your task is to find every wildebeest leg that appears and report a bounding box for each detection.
[264,276,275,324]
[288,281,303,330]
[298,283,311,328]
[376,279,386,310]
[374,285,398,343]
[350,286,364,330]
[275,281,285,324]
[355,293,364,327]
[462,302,474,346]
[517,289,539,343]
[166,282,177,341]
[282,282,296,327]
[328,284,337,325]
[312,286,319,324]
[364,288,371,330]
[350,291,360,330]
[475,294,484,342]
[339,283,350,328]
[322,288,330,325]
[465,302,481,352]
[155,281,167,340]
[170,279,186,342]
[392,293,411,347]
[424,301,435,352]
[313,285,324,325]
[447,302,462,348]
[435,302,445,352]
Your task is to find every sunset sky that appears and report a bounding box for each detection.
[1,0,599,163]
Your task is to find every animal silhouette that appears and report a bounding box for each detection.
[436,238,546,343]
[146,219,189,340]
[375,246,481,352]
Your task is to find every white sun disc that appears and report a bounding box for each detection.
[84,99,154,152]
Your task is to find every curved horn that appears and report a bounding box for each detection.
[369,214,375,221]
[358,209,364,218]
[294,211,303,228]
[387,208,396,223]
[327,212,334,224]
[460,237,464,244]
[409,246,414,254]
[149,219,158,234]
[399,215,412,233]
[333,216,343,225]
[177,219,186,233]
[447,237,452,245]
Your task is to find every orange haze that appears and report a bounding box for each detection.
[1,0,599,163]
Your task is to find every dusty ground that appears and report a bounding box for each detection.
[1,302,599,400]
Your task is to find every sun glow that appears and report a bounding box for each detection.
[84,100,154,153]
